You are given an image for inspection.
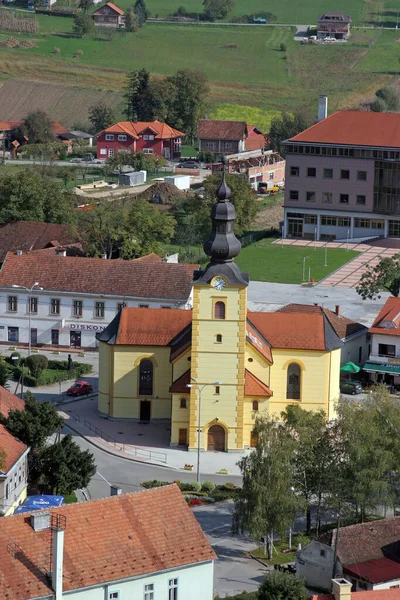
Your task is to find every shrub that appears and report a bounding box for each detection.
[54,47,60,54]
[141,480,169,489]
[9,351,22,365]
[224,482,237,489]
[179,481,201,492]
[74,49,83,58]
[201,481,216,493]
[26,354,48,378]
[279,42,286,51]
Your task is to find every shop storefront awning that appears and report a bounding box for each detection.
[363,361,400,375]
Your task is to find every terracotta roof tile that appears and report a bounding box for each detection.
[105,1,124,13]
[0,485,216,599]
[0,386,25,419]
[115,307,192,345]
[170,369,190,393]
[0,424,27,473]
[0,252,194,300]
[277,304,367,340]
[289,111,400,148]
[370,297,400,336]
[313,591,400,600]
[197,119,247,141]
[0,221,78,263]
[344,557,400,584]
[244,370,272,396]
[99,120,184,139]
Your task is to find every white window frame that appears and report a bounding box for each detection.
[73,300,83,317]
[105,134,114,141]
[143,148,154,154]
[100,148,107,155]
[144,583,154,600]
[168,577,178,600]
[50,298,60,315]
[95,301,105,318]
[109,592,120,600]
[117,135,127,142]
[29,296,38,314]
[108,148,114,158]
[143,134,149,140]
[148,134,155,140]
[8,295,17,312]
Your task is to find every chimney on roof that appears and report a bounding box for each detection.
[31,511,51,532]
[51,527,64,600]
[335,305,340,316]
[317,95,328,122]
[56,247,67,257]
[331,579,352,600]
[16,249,22,256]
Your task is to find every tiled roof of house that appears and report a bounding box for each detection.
[344,556,400,585]
[247,311,343,351]
[93,1,124,14]
[289,111,400,148]
[318,11,351,21]
[0,120,67,136]
[0,485,216,599]
[0,221,78,263]
[98,307,192,345]
[244,370,272,396]
[369,297,400,336]
[197,119,247,141]
[0,120,23,131]
[277,304,367,340]
[0,252,195,300]
[0,386,25,419]
[312,590,400,600]
[0,424,27,473]
[245,125,267,151]
[98,120,184,139]
[170,369,190,393]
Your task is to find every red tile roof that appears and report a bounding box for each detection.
[0,485,216,599]
[197,119,247,141]
[344,556,400,585]
[278,304,367,340]
[0,386,25,419]
[0,221,78,263]
[99,120,184,139]
[0,424,27,473]
[0,252,195,301]
[105,1,124,13]
[244,370,272,396]
[312,590,400,600]
[370,297,400,336]
[289,111,400,148]
[0,120,23,131]
[245,126,267,151]
[170,369,190,393]
[116,307,192,345]
[0,119,67,136]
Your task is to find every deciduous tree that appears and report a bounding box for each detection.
[78,0,93,12]
[73,12,94,35]
[166,69,209,141]
[125,7,139,31]
[125,199,176,256]
[268,111,312,157]
[88,101,115,133]
[203,0,234,21]
[258,571,308,600]
[19,110,54,144]
[78,202,130,258]
[356,254,400,299]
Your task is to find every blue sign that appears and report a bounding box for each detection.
[14,495,64,514]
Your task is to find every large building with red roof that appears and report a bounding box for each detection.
[96,119,184,160]
[97,173,343,451]
[283,110,400,241]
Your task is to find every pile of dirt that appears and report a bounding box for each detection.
[136,181,187,205]
[0,37,36,49]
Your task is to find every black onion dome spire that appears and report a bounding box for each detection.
[203,169,241,263]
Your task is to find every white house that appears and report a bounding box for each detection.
[0,249,195,350]
[364,296,400,386]
[0,484,216,600]
[0,386,29,516]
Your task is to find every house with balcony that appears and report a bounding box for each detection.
[317,12,351,40]
[283,110,400,241]
[363,297,400,387]
[96,120,184,160]
[92,1,125,27]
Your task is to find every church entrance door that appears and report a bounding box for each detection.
[208,425,225,452]
[140,400,151,422]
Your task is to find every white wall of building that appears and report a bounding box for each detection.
[0,288,191,350]
[0,450,29,516]
[342,332,368,366]
[370,333,400,361]
[296,541,336,591]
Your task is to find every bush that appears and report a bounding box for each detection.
[54,47,60,54]
[201,481,216,493]
[11,360,92,387]
[141,480,169,489]
[279,42,287,51]
[26,354,48,378]
[198,150,215,163]
[9,352,22,365]
[179,481,202,492]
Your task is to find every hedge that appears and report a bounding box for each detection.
[12,360,92,387]
[141,480,240,501]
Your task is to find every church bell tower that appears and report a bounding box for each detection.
[189,171,249,452]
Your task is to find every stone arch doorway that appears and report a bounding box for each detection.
[208,425,226,452]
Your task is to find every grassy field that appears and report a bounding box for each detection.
[235,238,359,283]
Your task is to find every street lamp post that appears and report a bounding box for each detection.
[12,282,43,355]
[187,377,222,483]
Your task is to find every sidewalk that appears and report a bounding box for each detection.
[59,397,244,476]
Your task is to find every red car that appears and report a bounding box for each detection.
[67,381,93,396]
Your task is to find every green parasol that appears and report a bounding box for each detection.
[341,361,361,374]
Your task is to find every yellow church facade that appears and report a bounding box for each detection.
[97,174,342,452]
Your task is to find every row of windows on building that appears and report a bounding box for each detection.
[290,166,368,181]
[105,133,157,142]
[302,215,385,229]
[286,144,400,160]
[5,462,25,500]
[6,297,160,317]
[289,190,367,205]
[205,141,236,149]
[108,578,178,600]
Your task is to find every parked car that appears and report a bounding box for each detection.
[340,381,363,395]
[70,158,83,163]
[324,36,336,42]
[177,161,199,169]
[67,381,93,396]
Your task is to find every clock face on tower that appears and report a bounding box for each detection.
[213,277,226,290]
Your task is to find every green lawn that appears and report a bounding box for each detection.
[252,536,310,565]
[235,238,359,283]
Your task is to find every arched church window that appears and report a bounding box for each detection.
[180,397,187,409]
[214,301,225,319]
[139,359,153,396]
[252,400,259,411]
[287,363,301,400]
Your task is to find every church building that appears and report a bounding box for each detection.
[97,174,343,452]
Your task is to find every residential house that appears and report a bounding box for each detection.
[364,296,400,386]
[58,130,95,146]
[198,120,266,155]
[0,386,28,517]
[246,125,268,151]
[92,1,125,27]
[0,484,216,599]
[297,517,400,592]
[312,578,400,600]
[0,119,68,156]
[211,148,285,190]
[0,250,195,350]
[96,175,342,451]
[277,304,368,366]
[283,108,400,240]
[96,120,184,159]
[317,12,351,40]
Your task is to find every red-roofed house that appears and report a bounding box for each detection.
[92,1,125,26]
[0,485,216,599]
[197,120,267,155]
[363,297,400,386]
[96,120,184,160]
[283,110,400,240]
[312,578,400,600]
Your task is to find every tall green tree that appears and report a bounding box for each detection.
[134,0,148,26]
[88,101,115,133]
[19,111,54,144]
[125,199,176,256]
[124,69,155,121]
[356,254,400,299]
[232,418,302,559]
[268,111,312,157]
[258,571,308,600]
[73,12,94,35]
[78,201,130,258]
[203,0,234,20]
[375,86,400,112]
[35,434,96,495]
[78,0,93,12]
[0,170,77,225]
[125,7,139,31]
[166,70,209,141]
[0,359,11,387]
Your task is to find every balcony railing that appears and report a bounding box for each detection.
[369,353,400,364]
